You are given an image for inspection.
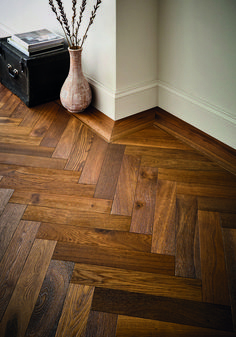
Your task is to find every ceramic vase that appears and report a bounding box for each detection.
[60,47,92,113]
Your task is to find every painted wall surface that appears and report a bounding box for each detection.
[157,0,236,148]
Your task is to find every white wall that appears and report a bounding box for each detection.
[157,0,236,148]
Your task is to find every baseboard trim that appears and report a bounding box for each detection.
[154,107,236,175]
[157,80,236,149]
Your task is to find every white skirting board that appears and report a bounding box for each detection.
[157,80,236,149]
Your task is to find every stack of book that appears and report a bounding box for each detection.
[7,29,65,57]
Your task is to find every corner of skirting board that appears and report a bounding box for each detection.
[87,76,159,121]
[157,81,236,149]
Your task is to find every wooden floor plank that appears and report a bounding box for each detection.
[0,203,26,262]
[151,180,176,255]
[0,94,20,117]
[177,182,236,199]
[0,142,54,157]
[10,100,28,119]
[79,134,108,185]
[114,125,192,150]
[10,190,112,214]
[0,153,67,169]
[52,117,83,159]
[198,196,236,213]
[55,284,94,337]
[220,213,236,229]
[130,166,158,234]
[65,124,94,171]
[175,195,201,279]
[71,263,202,302]
[0,117,22,126]
[223,228,236,331]
[91,288,234,331]
[116,316,236,337]
[198,211,230,306]
[0,239,56,337]
[158,168,236,187]
[85,311,117,337]
[23,206,131,231]
[94,143,125,200]
[25,260,74,337]
[0,134,43,146]
[37,223,152,252]
[0,188,14,215]
[0,220,41,321]
[0,124,32,136]
[111,154,140,216]
[40,106,70,148]
[53,242,175,275]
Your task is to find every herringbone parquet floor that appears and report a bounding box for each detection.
[0,83,236,336]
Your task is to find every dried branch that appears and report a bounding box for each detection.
[49,0,71,46]
[71,0,77,46]
[75,0,86,45]
[81,0,102,48]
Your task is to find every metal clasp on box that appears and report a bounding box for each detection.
[7,64,19,78]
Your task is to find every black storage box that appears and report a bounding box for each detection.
[0,38,69,107]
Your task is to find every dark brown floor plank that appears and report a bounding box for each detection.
[198,211,230,306]
[79,134,109,184]
[55,284,94,337]
[85,311,117,337]
[71,263,202,302]
[116,315,236,337]
[0,220,40,321]
[0,188,14,215]
[37,223,152,252]
[40,106,70,148]
[151,180,176,255]
[0,142,54,157]
[92,288,234,332]
[198,196,236,213]
[111,154,140,216]
[25,260,74,337]
[175,195,201,279]
[114,125,191,150]
[223,228,236,331]
[0,174,95,197]
[0,94,21,117]
[0,153,67,169]
[158,168,236,187]
[0,239,56,337]
[220,213,236,229]
[65,123,94,171]
[0,203,26,261]
[130,166,158,234]
[0,117,22,126]
[23,206,131,231]
[53,242,175,275]
[19,104,44,128]
[94,143,125,200]
[10,100,28,119]
[177,182,236,199]
[0,134,43,146]
[52,117,83,159]
[10,190,112,214]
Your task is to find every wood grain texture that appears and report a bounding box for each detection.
[0,188,14,215]
[0,203,26,261]
[177,182,236,199]
[198,211,230,306]
[0,239,56,337]
[155,107,236,175]
[220,213,236,229]
[79,134,108,184]
[198,196,236,213]
[0,142,54,157]
[111,154,140,216]
[114,125,191,150]
[130,166,158,234]
[0,220,40,321]
[151,180,176,255]
[71,263,202,302]
[25,260,74,337]
[23,206,131,231]
[37,223,151,252]
[53,242,175,275]
[85,311,117,337]
[10,190,112,214]
[55,284,94,337]
[175,195,201,279]
[116,316,236,337]
[223,228,236,331]
[91,288,234,331]
[94,143,125,200]
[65,124,94,171]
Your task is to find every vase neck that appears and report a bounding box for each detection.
[68,48,83,74]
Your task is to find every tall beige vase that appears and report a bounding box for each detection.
[60,48,92,113]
